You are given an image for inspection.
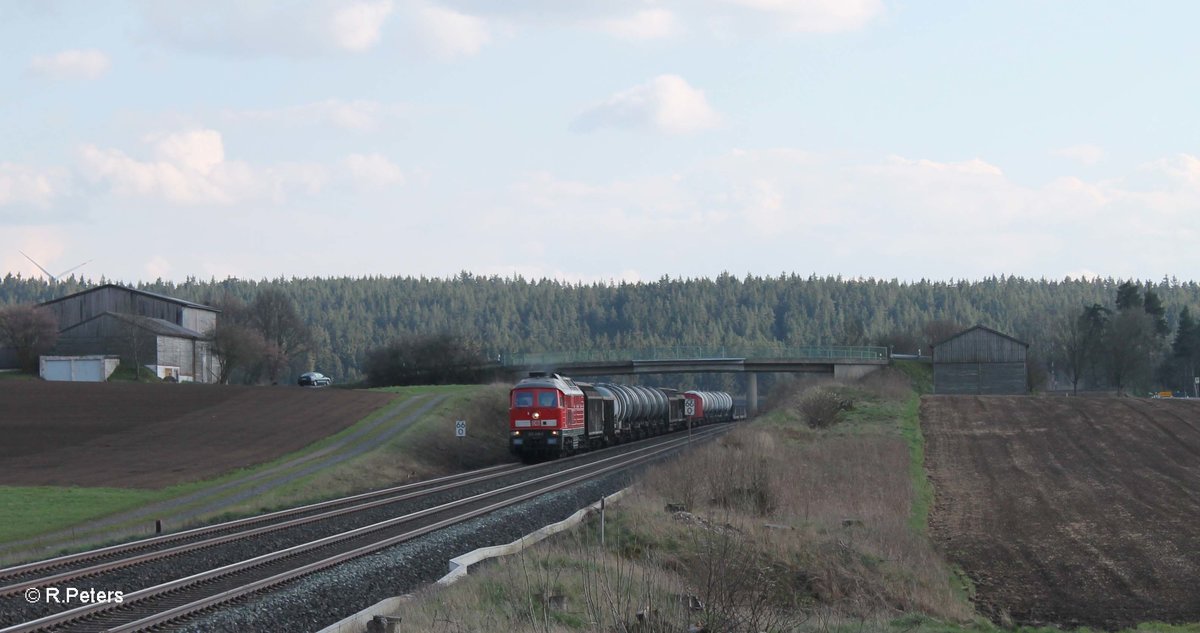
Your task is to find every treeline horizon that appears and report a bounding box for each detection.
[4,271,1200,391]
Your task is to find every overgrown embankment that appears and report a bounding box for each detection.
[395,366,985,631]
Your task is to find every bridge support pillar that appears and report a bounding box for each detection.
[747,372,758,417]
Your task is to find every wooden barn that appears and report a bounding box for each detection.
[39,285,221,383]
[931,325,1029,395]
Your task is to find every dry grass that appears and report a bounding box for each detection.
[407,382,515,473]
[389,367,975,632]
[212,384,514,517]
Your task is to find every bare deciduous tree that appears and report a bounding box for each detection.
[0,304,59,374]
[1054,311,1088,394]
[923,319,965,356]
[1106,310,1157,396]
[209,322,268,384]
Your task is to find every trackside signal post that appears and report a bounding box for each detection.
[455,420,466,468]
[684,398,694,443]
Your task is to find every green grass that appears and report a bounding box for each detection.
[0,389,431,549]
[900,393,933,535]
[0,487,170,542]
[195,384,501,519]
[0,370,37,381]
[894,359,933,394]
[373,383,479,396]
[107,364,163,382]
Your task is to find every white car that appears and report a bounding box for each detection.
[298,371,332,387]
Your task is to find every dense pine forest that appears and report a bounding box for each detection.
[4,272,1199,391]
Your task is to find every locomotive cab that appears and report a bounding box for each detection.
[509,373,585,460]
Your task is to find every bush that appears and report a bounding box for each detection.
[364,333,496,387]
[798,388,848,429]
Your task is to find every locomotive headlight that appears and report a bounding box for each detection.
[533,412,540,419]
[551,430,558,436]
[511,431,521,436]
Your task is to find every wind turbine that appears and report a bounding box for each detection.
[19,251,92,283]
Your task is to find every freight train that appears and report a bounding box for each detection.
[508,372,736,461]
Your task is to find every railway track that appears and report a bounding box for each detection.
[1,426,726,633]
[0,463,520,591]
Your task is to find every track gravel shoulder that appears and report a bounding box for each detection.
[923,395,1200,630]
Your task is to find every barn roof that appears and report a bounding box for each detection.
[931,325,1029,349]
[39,283,220,312]
[60,311,207,339]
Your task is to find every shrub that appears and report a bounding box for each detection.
[364,333,496,387]
[798,388,848,428]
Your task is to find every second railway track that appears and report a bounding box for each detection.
[1,425,727,633]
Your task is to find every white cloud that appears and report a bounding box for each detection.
[222,99,406,132]
[0,229,70,280]
[330,1,395,51]
[434,1,882,36]
[718,0,884,32]
[0,163,59,208]
[573,75,721,135]
[592,9,681,40]
[28,49,111,80]
[399,0,491,60]
[1149,153,1200,186]
[135,0,877,62]
[137,1,395,57]
[78,129,323,205]
[498,149,1200,280]
[1053,144,1106,166]
[340,153,405,188]
[1064,269,1102,281]
[144,255,173,280]
[150,129,226,174]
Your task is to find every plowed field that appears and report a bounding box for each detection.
[0,382,395,488]
[923,396,1200,629]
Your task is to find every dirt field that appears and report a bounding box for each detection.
[923,395,1200,629]
[0,382,395,489]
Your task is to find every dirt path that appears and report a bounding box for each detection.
[923,396,1200,629]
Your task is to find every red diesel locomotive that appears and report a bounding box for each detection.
[509,372,735,461]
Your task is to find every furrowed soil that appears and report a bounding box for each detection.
[923,395,1200,630]
[0,381,395,489]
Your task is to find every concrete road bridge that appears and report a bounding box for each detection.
[499,346,890,415]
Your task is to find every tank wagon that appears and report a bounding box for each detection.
[509,372,735,461]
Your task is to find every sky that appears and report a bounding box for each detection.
[2,1,1199,285]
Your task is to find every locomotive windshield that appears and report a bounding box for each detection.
[514,391,534,407]
[538,391,559,407]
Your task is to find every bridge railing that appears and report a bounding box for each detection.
[499,345,889,366]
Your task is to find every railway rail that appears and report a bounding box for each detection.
[0,464,520,591]
[1,426,726,633]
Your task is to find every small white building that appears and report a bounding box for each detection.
[40,355,121,382]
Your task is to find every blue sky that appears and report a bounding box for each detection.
[2,1,1198,284]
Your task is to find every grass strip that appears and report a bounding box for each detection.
[900,393,933,535]
[0,487,168,543]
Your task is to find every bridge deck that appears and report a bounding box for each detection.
[501,346,889,377]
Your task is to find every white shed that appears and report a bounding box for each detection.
[40,355,121,382]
